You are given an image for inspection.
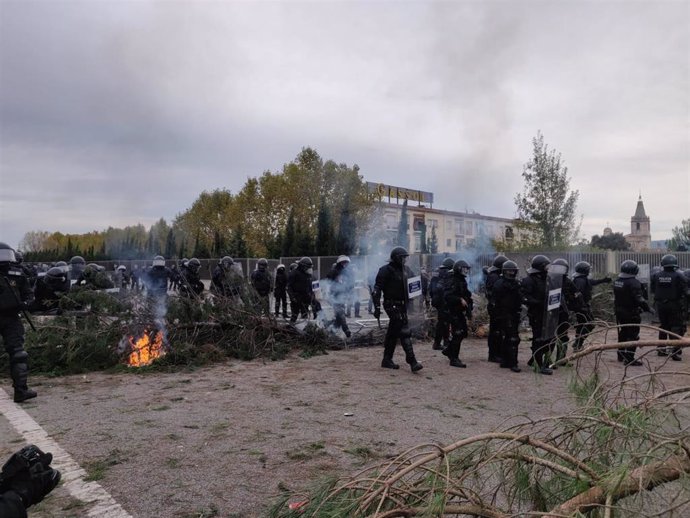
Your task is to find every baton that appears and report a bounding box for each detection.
[1,275,37,332]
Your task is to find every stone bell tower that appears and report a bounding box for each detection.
[625,195,651,251]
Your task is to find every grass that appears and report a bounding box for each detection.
[286,441,327,461]
[84,448,126,481]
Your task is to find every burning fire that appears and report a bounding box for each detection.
[127,330,165,367]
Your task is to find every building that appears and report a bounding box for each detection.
[625,195,652,251]
[367,182,520,253]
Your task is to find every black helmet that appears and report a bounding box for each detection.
[527,255,551,274]
[298,257,313,269]
[501,260,519,279]
[289,262,298,272]
[453,259,471,276]
[70,255,86,266]
[276,263,286,271]
[257,258,268,269]
[221,256,234,267]
[181,258,189,266]
[188,258,201,273]
[152,255,165,267]
[551,258,569,274]
[0,242,16,264]
[620,260,639,278]
[683,269,690,281]
[441,257,455,270]
[14,251,23,264]
[661,254,678,270]
[574,261,591,276]
[489,254,508,273]
[390,246,409,266]
[45,267,67,289]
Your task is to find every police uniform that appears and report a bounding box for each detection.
[287,264,314,322]
[429,267,451,350]
[0,262,37,402]
[250,266,272,315]
[493,274,522,371]
[653,268,688,359]
[572,270,611,351]
[372,250,422,372]
[442,262,472,368]
[613,274,650,364]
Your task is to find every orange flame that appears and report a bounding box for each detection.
[127,330,165,367]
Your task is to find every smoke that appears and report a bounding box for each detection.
[153,296,169,348]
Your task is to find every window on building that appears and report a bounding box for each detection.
[446,239,451,247]
[505,226,514,240]
[428,219,438,229]
[414,234,422,252]
[455,239,463,251]
[385,213,397,230]
[636,222,640,231]
[455,219,464,236]
[413,215,425,231]
[465,221,473,236]
[446,220,452,232]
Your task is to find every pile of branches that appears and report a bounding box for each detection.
[269,335,690,517]
[7,290,390,375]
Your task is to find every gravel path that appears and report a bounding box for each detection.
[1,330,686,517]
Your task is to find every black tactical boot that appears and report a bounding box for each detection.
[510,366,522,373]
[432,341,443,350]
[449,358,466,368]
[410,361,423,372]
[14,388,37,403]
[381,358,400,369]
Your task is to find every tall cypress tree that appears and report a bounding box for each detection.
[316,200,334,255]
[336,193,356,255]
[282,210,296,257]
[396,199,409,249]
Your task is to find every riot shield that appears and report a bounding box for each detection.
[542,263,567,340]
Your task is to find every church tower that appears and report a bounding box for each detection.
[625,195,651,251]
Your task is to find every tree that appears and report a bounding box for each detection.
[667,219,690,251]
[427,225,438,254]
[514,132,580,248]
[164,229,177,259]
[316,200,334,255]
[590,232,631,251]
[396,199,409,249]
[335,194,357,255]
[282,210,296,257]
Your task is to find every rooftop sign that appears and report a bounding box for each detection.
[367,182,434,205]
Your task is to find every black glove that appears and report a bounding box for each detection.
[373,307,381,320]
[10,466,61,508]
[641,301,652,313]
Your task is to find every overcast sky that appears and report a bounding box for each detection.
[1,0,688,250]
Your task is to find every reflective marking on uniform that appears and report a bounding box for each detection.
[0,389,132,518]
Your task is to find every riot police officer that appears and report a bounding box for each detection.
[652,254,688,360]
[492,260,522,372]
[521,255,553,375]
[251,258,272,315]
[613,260,652,366]
[211,256,243,299]
[180,258,204,298]
[69,255,86,284]
[274,264,288,318]
[551,258,583,361]
[372,247,423,372]
[485,254,509,362]
[287,257,315,322]
[572,261,611,351]
[0,243,37,402]
[30,267,69,313]
[144,255,173,300]
[442,259,473,368]
[429,257,455,350]
[325,255,353,337]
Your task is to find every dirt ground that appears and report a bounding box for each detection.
[1,328,688,518]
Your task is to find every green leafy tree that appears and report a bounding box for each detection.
[316,200,334,255]
[590,232,631,251]
[514,132,580,248]
[282,210,296,257]
[335,193,357,255]
[667,219,690,251]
